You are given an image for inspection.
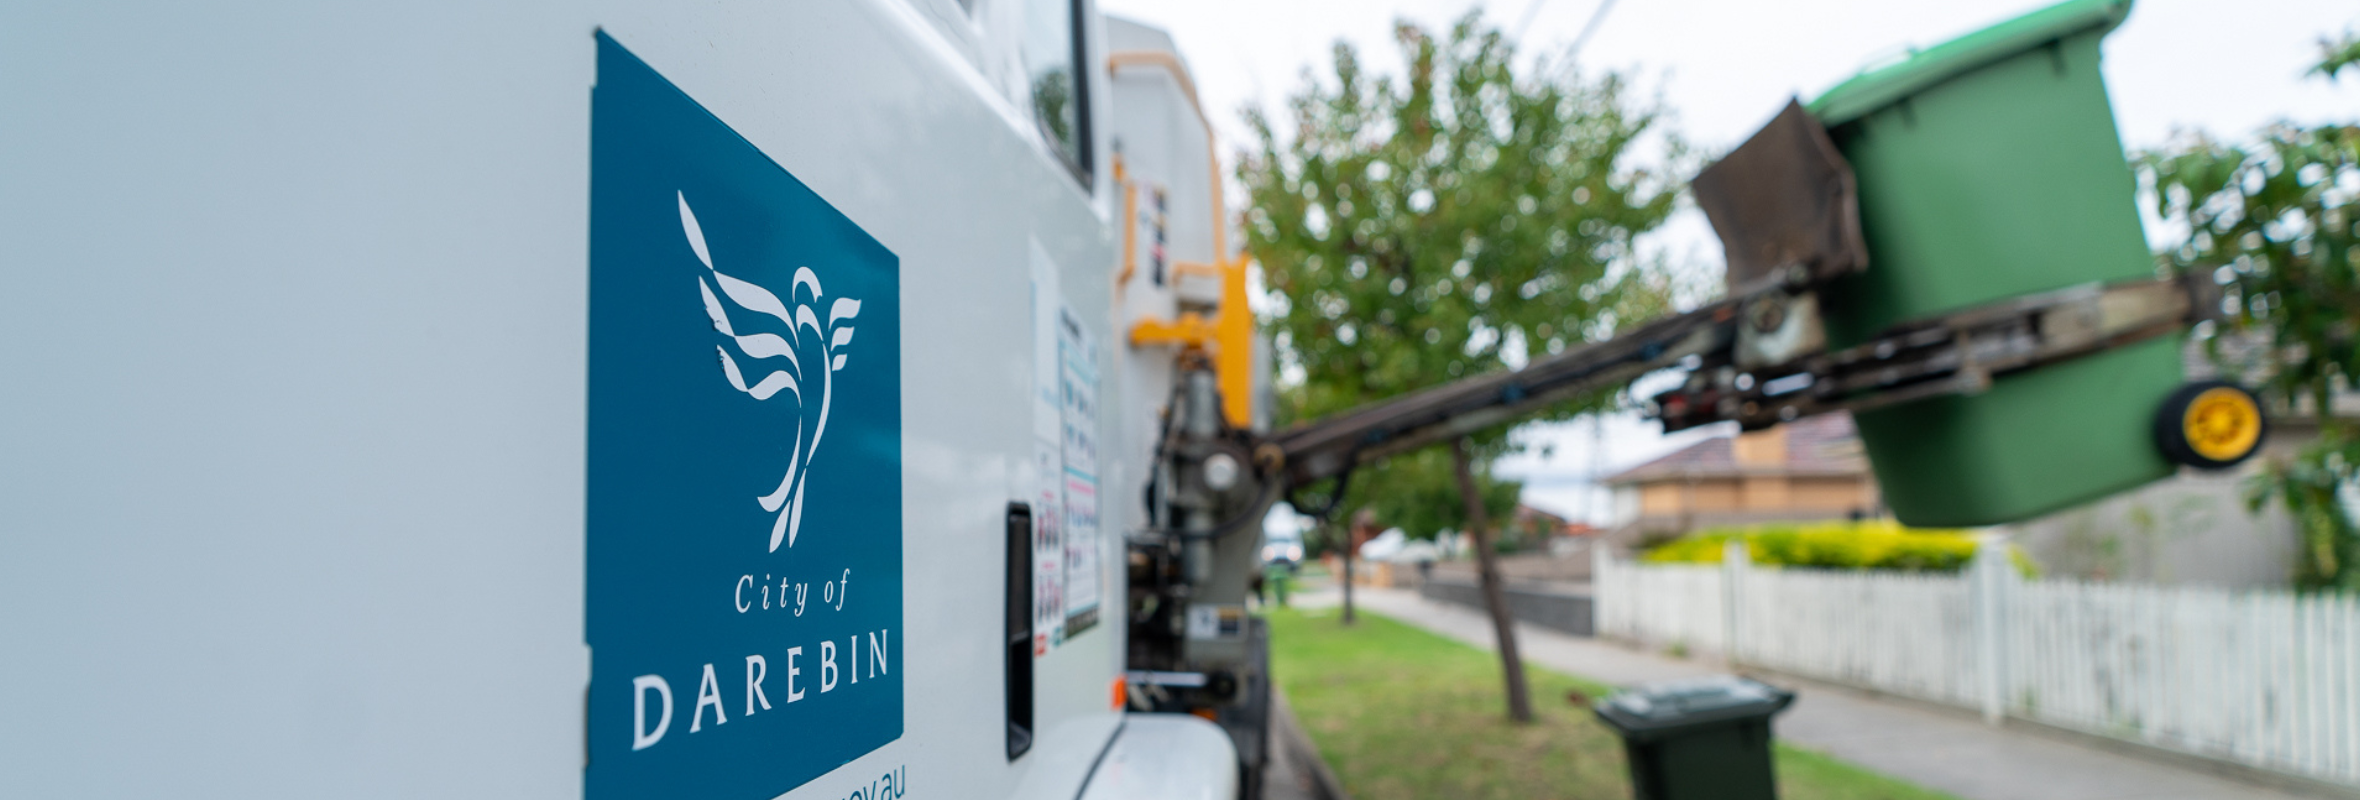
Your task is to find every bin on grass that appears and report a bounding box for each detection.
[1593,676,1795,800]
[1807,0,2183,527]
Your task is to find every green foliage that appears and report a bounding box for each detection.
[1640,520,2030,575]
[1341,447,1520,541]
[1265,608,1963,800]
[2138,35,2360,589]
[2251,438,2360,589]
[1500,505,1562,551]
[2311,28,2360,80]
[1239,10,1685,534]
[1244,12,1683,424]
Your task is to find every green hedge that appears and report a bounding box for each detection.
[1641,520,2034,575]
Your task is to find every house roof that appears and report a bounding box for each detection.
[1512,503,1569,527]
[1604,411,1867,485]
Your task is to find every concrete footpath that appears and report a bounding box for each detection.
[1304,586,2331,800]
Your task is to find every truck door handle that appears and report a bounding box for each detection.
[1005,502,1034,760]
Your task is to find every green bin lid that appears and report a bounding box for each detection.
[1592,676,1794,739]
[1809,0,2133,126]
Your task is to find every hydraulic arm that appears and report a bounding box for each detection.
[1270,272,2209,490]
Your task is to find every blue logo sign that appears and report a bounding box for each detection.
[587,33,903,799]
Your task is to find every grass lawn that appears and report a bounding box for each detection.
[1268,607,1958,800]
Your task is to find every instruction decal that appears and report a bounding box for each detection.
[1026,242,1107,649]
[1059,303,1102,633]
[1029,243,1066,653]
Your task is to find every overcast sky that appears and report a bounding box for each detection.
[1101,0,2358,522]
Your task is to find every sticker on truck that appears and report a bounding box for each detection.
[586,32,903,799]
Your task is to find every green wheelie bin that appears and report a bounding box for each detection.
[1594,676,1796,800]
[1806,0,2183,526]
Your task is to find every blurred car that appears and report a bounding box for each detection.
[1261,529,1306,567]
[1358,528,1439,565]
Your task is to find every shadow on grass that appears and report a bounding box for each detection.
[1267,607,1959,800]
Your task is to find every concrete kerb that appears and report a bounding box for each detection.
[1268,689,1351,800]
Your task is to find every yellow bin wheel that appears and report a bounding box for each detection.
[2153,380,2267,470]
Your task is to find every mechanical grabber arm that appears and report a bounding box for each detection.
[1145,102,2222,546]
[1203,271,2212,526]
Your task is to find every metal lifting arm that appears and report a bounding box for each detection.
[1265,298,1739,489]
[1261,273,2211,493]
[1651,275,2207,433]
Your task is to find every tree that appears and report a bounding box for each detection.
[2140,29,2360,589]
[1240,11,1684,722]
[1342,447,1521,543]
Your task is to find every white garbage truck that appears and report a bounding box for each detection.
[2,1,1267,798]
[0,1,2257,798]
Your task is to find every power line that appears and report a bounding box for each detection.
[1512,0,1554,44]
[1567,0,1619,60]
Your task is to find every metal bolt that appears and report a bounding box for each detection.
[1202,453,1240,491]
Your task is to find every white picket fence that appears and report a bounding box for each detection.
[1595,543,2360,787]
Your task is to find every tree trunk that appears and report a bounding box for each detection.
[1453,437,1533,723]
[1339,519,1356,625]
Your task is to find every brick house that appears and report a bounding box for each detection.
[1602,412,1880,541]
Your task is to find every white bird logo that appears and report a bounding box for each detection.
[679,191,861,553]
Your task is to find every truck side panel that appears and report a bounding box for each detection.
[0,0,1124,797]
